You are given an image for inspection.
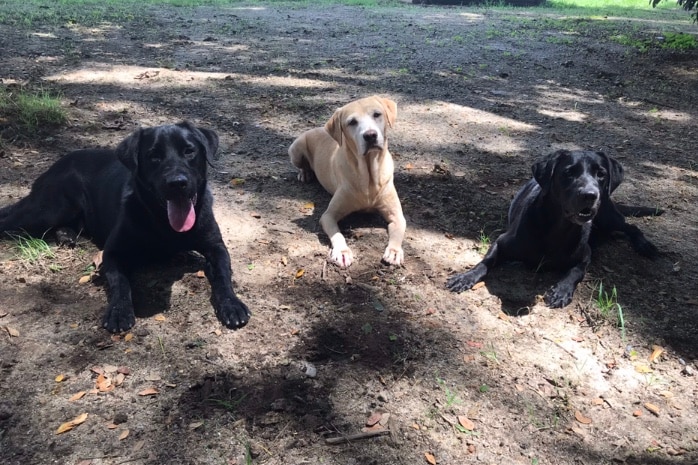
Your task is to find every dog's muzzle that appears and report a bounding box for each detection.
[164,174,197,232]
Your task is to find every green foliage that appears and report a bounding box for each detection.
[0,88,66,133]
[10,233,55,262]
[662,32,697,51]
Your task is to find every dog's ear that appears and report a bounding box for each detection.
[324,109,343,146]
[532,150,565,195]
[598,151,624,196]
[380,97,397,128]
[180,121,219,161]
[115,128,142,171]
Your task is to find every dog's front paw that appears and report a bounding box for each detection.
[330,247,353,268]
[297,168,315,183]
[382,246,404,266]
[544,284,574,308]
[102,303,136,333]
[213,294,251,330]
[447,272,479,293]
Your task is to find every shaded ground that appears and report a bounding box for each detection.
[1,2,697,464]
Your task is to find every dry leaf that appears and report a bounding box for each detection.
[189,421,204,430]
[124,333,134,342]
[635,364,653,374]
[118,429,129,440]
[425,452,437,465]
[497,312,509,321]
[78,275,91,284]
[154,314,166,322]
[0,311,8,318]
[91,366,104,375]
[649,345,664,363]
[56,413,89,434]
[366,412,383,427]
[106,423,118,429]
[115,373,126,386]
[196,270,206,278]
[138,387,159,396]
[295,269,305,279]
[644,403,660,416]
[69,391,86,401]
[471,281,485,290]
[405,163,414,170]
[633,410,643,417]
[574,410,592,424]
[231,178,245,186]
[55,374,65,383]
[281,256,288,266]
[591,398,604,406]
[6,326,19,337]
[117,366,131,375]
[457,415,475,431]
[302,202,314,210]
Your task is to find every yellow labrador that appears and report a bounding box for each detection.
[289,96,406,268]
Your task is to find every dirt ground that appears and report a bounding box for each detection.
[1,2,697,464]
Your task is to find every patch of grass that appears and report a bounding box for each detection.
[610,34,651,52]
[436,377,461,408]
[661,32,697,51]
[595,282,626,341]
[10,233,55,263]
[476,230,491,255]
[0,88,67,133]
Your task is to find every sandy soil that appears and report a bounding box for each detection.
[1,2,697,464]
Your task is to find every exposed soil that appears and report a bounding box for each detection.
[1,2,697,465]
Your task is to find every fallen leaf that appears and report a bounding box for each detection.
[633,410,643,417]
[69,391,86,401]
[411,423,420,430]
[106,423,118,429]
[425,452,437,465]
[154,314,166,322]
[644,403,660,416]
[465,340,483,349]
[574,410,592,425]
[6,326,19,337]
[124,333,134,342]
[0,311,8,318]
[138,387,159,396]
[302,202,315,210]
[189,421,204,430]
[91,366,104,375]
[366,412,383,427]
[55,374,65,383]
[196,270,206,278]
[649,345,664,363]
[591,398,604,406]
[115,373,126,386]
[471,281,485,290]
[635,364,653,373]
[117,366,131,375]
[92,251,103,269]
[118,429,129,440]
[405,163,414,170]
[230,178,245,186]
[295,269,305,279]
[281,256,288,266]
[78,275,91,284]
[497,312,509,321]
[457,415,475,431]
[56,413,89,434]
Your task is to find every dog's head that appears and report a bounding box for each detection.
[533,149,623,225]
[115,121,219,233]
[324,95,397,157]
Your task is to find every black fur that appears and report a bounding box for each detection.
[447,150,660,307]
[0,122,250,333]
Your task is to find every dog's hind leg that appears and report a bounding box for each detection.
[595,202,659,258]
[0,195,81,239]
[288,137,315,183]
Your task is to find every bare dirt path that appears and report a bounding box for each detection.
[0,2,697,464]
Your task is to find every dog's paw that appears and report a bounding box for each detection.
[297,169,315,183]
[102,304,136,333]
[214,296,251,330]
[543,285,574,308]
[446,272,479,293]
[330,247,353,268]
[382,246,404,266]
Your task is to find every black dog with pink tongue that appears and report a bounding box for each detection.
[0,121,251,333]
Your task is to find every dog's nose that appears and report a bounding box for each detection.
[167,174,188,191]
[363,130,378,143]
[580,191,598,204]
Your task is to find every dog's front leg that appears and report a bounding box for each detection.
[377,195,406,266]
[201,241,251,330]
[320,193,355,268]
[447,239,503,293]
[544,254,590,308]
[101,254,136,333]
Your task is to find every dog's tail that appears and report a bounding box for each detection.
[615,203,664,218]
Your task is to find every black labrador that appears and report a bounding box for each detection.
[0,121,251,333]
[447,150,660,307]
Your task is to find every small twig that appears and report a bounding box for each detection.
[321,260,327,281]
[542,335,579,360]
[325,429,390,445]
[116,454,149,464]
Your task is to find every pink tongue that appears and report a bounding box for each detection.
[167,199,196,232]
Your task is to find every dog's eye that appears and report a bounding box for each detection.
[150,156,162,164]
[373,111,382,119]
[183,146,197,160]
[347,118,358,127]
[597,168,606,179]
